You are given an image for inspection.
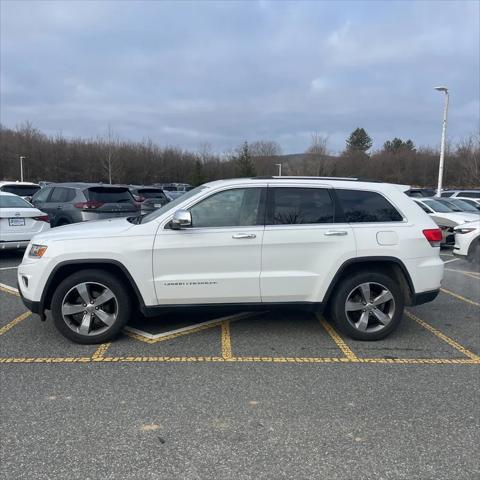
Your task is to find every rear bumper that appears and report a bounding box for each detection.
[410,289,440,306]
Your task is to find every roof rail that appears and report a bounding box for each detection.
[251,176,382,183]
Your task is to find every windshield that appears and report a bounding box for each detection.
[141,185,208,223]
[1,185,40,197]
[423,199,455,213]
[437,199,462,212]
[0,195,33,208]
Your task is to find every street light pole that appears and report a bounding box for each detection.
[434,86,449,197]
[19,156,26,182]
[275,163,282,176]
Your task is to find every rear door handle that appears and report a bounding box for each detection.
[324,230,348,236]
[232,233,256,239]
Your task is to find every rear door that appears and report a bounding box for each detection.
[260,185,355,303]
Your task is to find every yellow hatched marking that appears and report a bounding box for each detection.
[221,320,233,360]
[123,320,223,344]
[92,343,111,360]
[0,285,19,297]
[318,316,359,361]
[440,288,480,307]
[0,355,478,365]
[0,311,31,336]
[405,310,480,361]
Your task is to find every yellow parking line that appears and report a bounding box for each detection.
[318,316,359,361]
[0,285,19,297]
[0,311,31,336]
[405,310,480,361]
[92,343,111,359]
[0,355,478,365]
[445,268,480,279]
[440,288,480,307]
[221,320,233,360]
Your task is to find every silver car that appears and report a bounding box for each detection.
[31,183,140,227]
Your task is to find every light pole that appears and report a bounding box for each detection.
[19,156,26,182]
[275,163,282,176]
[434,86,449,197]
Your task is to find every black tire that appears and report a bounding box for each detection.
[468,240,480,265]
[328,270,404,341]
[51,269,131,344]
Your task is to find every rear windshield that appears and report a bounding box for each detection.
[86,187,134,203]
[423,199,454,213]
[0,185,40,197]
[0,195,33,208]
[138,189,166,199]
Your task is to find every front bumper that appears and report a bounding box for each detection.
[410,289,440,306]
[0,240,30,250]
[17,280,45,320]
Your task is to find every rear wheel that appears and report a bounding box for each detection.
[468,240,480,265]
[51,269,131,344]
[328,271,404,340]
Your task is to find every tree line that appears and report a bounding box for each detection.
[0,123,478,188]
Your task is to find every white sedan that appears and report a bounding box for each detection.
[0,192,50,250]
[454,220,480,264]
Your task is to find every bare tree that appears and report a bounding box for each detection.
[305,132,329,155]
[250,140,282,157]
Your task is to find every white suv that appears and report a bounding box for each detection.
[18,177,444,344]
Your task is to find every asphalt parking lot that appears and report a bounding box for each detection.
[0,250,479,480]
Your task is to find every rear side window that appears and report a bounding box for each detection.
[267,188,334,225]
[32,187,52,203]
[0,185,40,197]
[336,189,403,222]
[50,187,75,202]
[86,187,134,204]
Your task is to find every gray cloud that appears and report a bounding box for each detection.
[1,0,478,154]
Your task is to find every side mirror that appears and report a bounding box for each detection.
[170,210,192,229]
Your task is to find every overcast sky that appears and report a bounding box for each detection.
[1,0,479,154]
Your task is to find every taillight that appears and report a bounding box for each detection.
[33,215,50,223]
[134,195,145,202]
[74,201,104,210]
[423,228,442,246]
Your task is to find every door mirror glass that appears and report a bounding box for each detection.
[171,210,192,229]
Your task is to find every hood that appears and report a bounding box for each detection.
[454,219,480,231]
[32,217,135,243]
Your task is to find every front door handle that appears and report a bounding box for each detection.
[324,230,348,236]
[232,233,256,239]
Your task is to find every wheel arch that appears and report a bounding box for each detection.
[322,257,415,308]
[41,260,145,313]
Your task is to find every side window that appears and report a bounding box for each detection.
[336,189,403,222]
[189,188,264,228]
[49,187,70,203]
[33,187,52,203]
[267,188,334,225]
[459,192,480,198]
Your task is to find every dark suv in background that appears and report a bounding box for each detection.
[31,183,139,227]
[127,186,170,214]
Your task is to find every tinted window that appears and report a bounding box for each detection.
[32,187,52,203]
[268,188,334,225]
[87,187,134,203]
[138,189,167,200]
[337,189,403,222]
[423,199,453,213]
[450,199,480,212]
[459,191,480,198]
[414,201,432,213]
[0,195,33,208]
[50,187,74,202]
[0,185,40,197]
[441,192,455,197]
[189,188,263,228]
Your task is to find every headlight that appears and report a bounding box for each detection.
[29,244,48,258]
[454,227,476,234]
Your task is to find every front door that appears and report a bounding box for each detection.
[152,186,266,305]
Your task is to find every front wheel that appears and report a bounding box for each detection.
[328,271,404,340]
[51,269,131,344]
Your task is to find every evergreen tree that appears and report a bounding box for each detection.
[234,141,256,177]
[383,138,416,153]
[346,128,373,153]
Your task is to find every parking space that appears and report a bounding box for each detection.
[1,251,479,480]
[0,251,478,365]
